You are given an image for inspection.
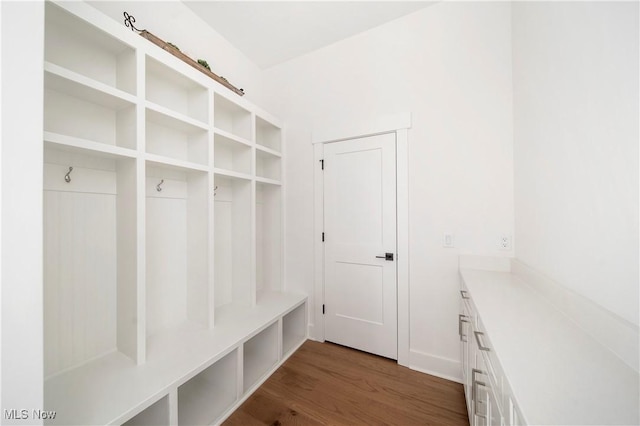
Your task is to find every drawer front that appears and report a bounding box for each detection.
[474,317,505,419]
[459,284,478,328]
[460,277,525,426]
[507,395,525,426]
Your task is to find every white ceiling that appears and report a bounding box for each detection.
[182,2,435,69]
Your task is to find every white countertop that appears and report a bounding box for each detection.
[460,268,639,425]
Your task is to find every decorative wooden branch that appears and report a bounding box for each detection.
[124,12,245,96]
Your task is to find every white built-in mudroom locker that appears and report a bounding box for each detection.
[1,1,638,426]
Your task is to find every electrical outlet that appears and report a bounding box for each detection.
[500,235,512,250]
[443,233,455,248]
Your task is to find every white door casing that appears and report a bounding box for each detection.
[312,112,411,366]
[323,133,398,359]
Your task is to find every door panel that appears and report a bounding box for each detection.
[334,147,383,244]
[324,133,397,359]
[334,261,384,324]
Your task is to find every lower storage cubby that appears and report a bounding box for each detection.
[243,322,279,393]
[178,350,238,426]
[122,396,170,426]
[282,303,306,357]
[43,292,306,426]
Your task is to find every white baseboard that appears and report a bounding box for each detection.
[409,349,462,384]
[306,325,462,384]
[309,322,462,383]
[307,323,323,342]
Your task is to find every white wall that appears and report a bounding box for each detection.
[87,1,265,106]
[263,2,514,380]
[1,2,44,423]
[512,2,639,327]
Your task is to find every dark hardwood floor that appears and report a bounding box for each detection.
[224,341,469,426]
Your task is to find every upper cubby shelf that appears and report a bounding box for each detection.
[145,154,209,173]
[146,56,209,124]
[256,149,281,182]
[214,93,252,142]
[44,67,137,150]
[256,116,282,152]
[214,131,252,176]
[44,131,137,160]
[146,106,209,167]
[145,102,208,132]
[45,63,137,110]
[255,144,282,158]
[45,2,136,96]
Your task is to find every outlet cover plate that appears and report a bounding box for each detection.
[443,233,455,248]
[500,235,512,250]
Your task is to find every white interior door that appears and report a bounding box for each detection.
[324,133,397,359]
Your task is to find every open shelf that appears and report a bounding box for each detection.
[145,102,209,131]
[256,183,283,298]
[146,107,209,166]
[44,131,137,160]
[256,149,282,181]
[44,70,136,150]
[45,2,136,95]
[213,168,253,181]
[214,174,253,310]
[255,177,282,186]
[122,396,170,426]
[146,56,209,124]
[45,62,137,107]
[145,163,212,339]
[256,116,282,152]
[214,93,252,141]
[178,349,238,425]
[146,154,209,173]
[214,131,252,175]
[243,322,279,393]
[282,303,307,357]
[43,147,140,379]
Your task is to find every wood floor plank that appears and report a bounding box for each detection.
[285,357,466,422]
[289,342,467,420]
[233,391,326,426]
[223,409,264,426]
[224,341,469,426]
[263,370,420,425]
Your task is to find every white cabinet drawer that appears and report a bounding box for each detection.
[507,396,525,426]
[474,317,504,409]
[461,281,514,426]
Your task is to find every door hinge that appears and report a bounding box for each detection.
[320,159,324,170]
[322,232,325,242]
[322,304,325,314]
